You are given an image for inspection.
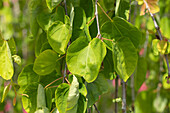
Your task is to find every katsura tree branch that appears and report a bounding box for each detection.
[95,0,101,39]
[143,0,170,81]
[128,0,135,111]
[115,76,119,113]
[122,80,126,113]
[94,104,100,113]
[63,0,70,83]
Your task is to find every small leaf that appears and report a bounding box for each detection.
[77,94,87,113]
[45,88,52,110]
[66,37,106,83]
[157,40,167,54]
[134,57,147,91]
[37,84,46,109]
[66,75,79,113]
[18,64,39,92]
[101,17,142,49]
[22,83,39,113]
[0,40,14,80]
[152,39,159,55]
[33,50,60,75]
[86,74,109,107]
[35,32,48,57]
[1,83,11,103]
[47,21,71,54]
[112,37,138,82]
[137,0,160,15]
[12,55,21,65]
[8,37,17,55]
[46,0,62,10]
[55,83,70,113]
[35,107,50,113]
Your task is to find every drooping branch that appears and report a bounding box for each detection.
[95,0,101,39]
[115,76,119,113]
[122,80,126,113]
[63,0,69,83]
[64,0,68,15]
[94,104,100,113]
[130,74,135,112]
[143,0,170,81]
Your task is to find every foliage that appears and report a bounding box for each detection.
[0,0,170,113]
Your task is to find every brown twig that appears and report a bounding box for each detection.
[44,77,63,89]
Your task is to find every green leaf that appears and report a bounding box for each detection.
[66,75,79,113]
[35,107,50,113]
[47,21,71,54]
[160,17,170,39]
[66,37,106,83]
[73,7,86,29]
[1,83,11,103]
[112,37,138,82]
[115,0,130,20]
[22,83,39,113]
[162,73,170,89]
[39,72,62,87]
[157,40,167,54]
[35,32,48,57]
[55,83,70,113]
[103,0,115,11]
[101,17,142,49]
[12,55,21,65]
[40,42,52,53]
[135,91,156,113]
[37,6,65,31]
[0,40,14,80]
[46,0,62,10]
[153,95,167,112]
[77,94,87,113]
[37,84,46,109]
[33,50,60,75]
[79,0,94,23]
[86,74,109,107]
[8,37,17,55]
[134,57,147,91]
[18,64,39,92]
[45,88,52,110]
[79,83,87,97]
[152,39,159,56]
[102,49,115,80]
[28,0,42,37]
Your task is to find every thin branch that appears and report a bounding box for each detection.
[130,74,135,112]
[88,108,91,113]
[122,80,126,113]
[94,104,100,113]
[63,63,67,83]
[128,0,132,22]
[115,76,119,113]
[56,55,65,62]
[102,37,113,42]
[128,0,135,112]
[87,15,96,25]
[44,77,63,89]
[47,85,59,89]
[64,77,71,85]
[143,0,170,81]
[64,0,67,15]
[95,0,101,39]
[97,2,113,22]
